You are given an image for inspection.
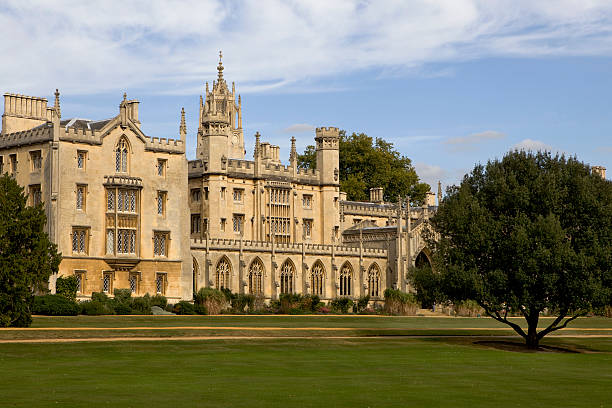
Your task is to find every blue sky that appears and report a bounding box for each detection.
[1,1,611,189]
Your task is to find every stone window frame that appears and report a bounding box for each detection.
[29,184,42,206]
[248,259,264,295]
[10,153,17,174]
[302,194,313,209]
[220,218,226,232]
[233,188,244,203]
[157,159,167,177]
[367,263,381,298]
[77,150,87,170]
[129,271,140,295]
[302,218,313,239]
[280,260,295,295]
[310,261,325,297]
[115,138,130,173]
[155,272,167,295]
[102,271,114,294]
[76,184,87,211]
[157,190,167,217]
[153,231,170,257]
[71,226,89,255]
[220,187,226,200]
[232,213,245,235]
[29,150,42,172]
[339,262,353,297]
[191,188,201,203]
[74,270,86,294]
[191,213,201,234]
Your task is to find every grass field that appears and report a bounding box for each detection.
[1,315,610,407]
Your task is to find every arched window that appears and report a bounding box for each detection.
[368,263,381,297]
[248,259,264,295]
[415,250,432,268]
[280,260,294,294]
[215,257,231,290]
[115,138,129,173]
[310,261,325,296]
[339,262,353,296]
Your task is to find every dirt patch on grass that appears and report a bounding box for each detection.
[474,340,581,353]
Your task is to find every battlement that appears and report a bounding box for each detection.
[145,135,185,154]
[315,126,339,139]
[62,125,101,144]
[0,124,52,148]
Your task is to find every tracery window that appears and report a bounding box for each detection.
[216,257,231,290]
[248,259,264,295]
[310,261,324,296]
[115,138,129,173]
[339,263,353,296]
[368,264,381,298]
[72,227,88,254]
[280,260,295,294]
[76,185,86,211]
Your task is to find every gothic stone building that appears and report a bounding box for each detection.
[1,56,441,303]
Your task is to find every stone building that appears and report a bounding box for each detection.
[0,54,465,303]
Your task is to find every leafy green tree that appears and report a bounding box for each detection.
[56,275,78,302]
[424,151,612,348]
[297,131,430,204]
[0,174,61,327]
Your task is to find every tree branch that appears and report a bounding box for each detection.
[482,303,527,339]
[537,311,587,340]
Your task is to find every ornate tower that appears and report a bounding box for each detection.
[315,127,340,185]
[196,51,245,167]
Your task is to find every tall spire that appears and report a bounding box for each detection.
[437,180,442,205]
[217,50,224,82]
[180,107,187,139]
[54,89,61,118]
[289,136,297,164]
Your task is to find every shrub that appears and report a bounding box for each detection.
[55,276,78,302]
[32,295,79,316]
[112,289,133,315]
[194,288,226,315]
[318,306,331,314]
[454,300,483,317]
[81,292,114,315]
[279,293,303,314]
[356,295,371,313]
[131,294,152,315]
[194,303,208,315]
[173,301,196,315]
[330,297,354,314]
[383,289,418,316]
[150,294,167,309]
[232,294,255,313]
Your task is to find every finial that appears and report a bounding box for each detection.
[123,92,127,101]
[217,50,224,82]
[290,136,297,163]
[54,89,61,119]
[180,107,187,137]
[254,131,261,159]
[206,82,209,93]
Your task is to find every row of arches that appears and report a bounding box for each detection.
[201,257,383,298]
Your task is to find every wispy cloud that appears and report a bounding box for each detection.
[414,162,447,189]
[446,130,506,145]
[2,1,612,95]
[282,123,315,134]
[512,139,553,151]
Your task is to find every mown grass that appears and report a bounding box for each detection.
[1,337,610,408]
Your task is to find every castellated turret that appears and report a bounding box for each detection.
[196,51,244,170]
[593,165,606,180]
[315,126,340,185]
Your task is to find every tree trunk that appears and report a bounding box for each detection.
[526,313,540,349]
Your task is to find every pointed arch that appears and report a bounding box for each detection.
[415,249,432,269]
[215,256,231,290]
[310,260,325,296]
[248,257,264,295]
[339,261,353,296]
[367,263,381,297]
[280,259,295,294]
[115,136,130,173]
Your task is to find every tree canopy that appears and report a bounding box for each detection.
[0,174,61,327]
[421,151,612,348]
[297,131,430,205]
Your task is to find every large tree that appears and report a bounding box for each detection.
[0,174,61,327]
[423,151,612,349]
[298,131,430,204]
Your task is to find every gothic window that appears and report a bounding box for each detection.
[115,138,129,173]
[191,188,201,202]
[339,263,353,296]
[248,259,264,295]
[233,214,244,234]
[71,227,88,254]
[216,257,231,290]
[302,194,312,208]
[157,159,166,177]
[303,219,312,239]
[233,188,243,202]
[310,261,324,296]
[153,232,168,256]
[368,263,381,298]
[280,260,295,294]
[191,214,201,234]
[117,229,136,254]
[30,150,42,171]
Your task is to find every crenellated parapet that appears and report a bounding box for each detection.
[0,124,53,148]
[145,135,185,154]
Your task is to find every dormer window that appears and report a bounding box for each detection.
[115,138,129,173]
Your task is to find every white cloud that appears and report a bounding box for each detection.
[414,162,447,190]
[512,139,553,151]
[2,1,612,95]
[282,123,315,134]
[445,130,506,145]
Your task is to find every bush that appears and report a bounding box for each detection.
[32,294,79,316]
[454,300,483,317]
[131,294,152,315]
[112,289,133,315]
[356,295,371,313]
[56,276,78,302]
[383,289,418,316]
[173,301,196,315]
[231,294,255,313]
[194,288,227,315]
[150,294,167,309]
[330,297,354,314]
[81,292,114,315]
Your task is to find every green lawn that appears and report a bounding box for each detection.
[1,338,610,408]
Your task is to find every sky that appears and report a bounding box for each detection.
[1,0,611,190]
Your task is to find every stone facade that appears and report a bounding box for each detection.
[1,55,454,302]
